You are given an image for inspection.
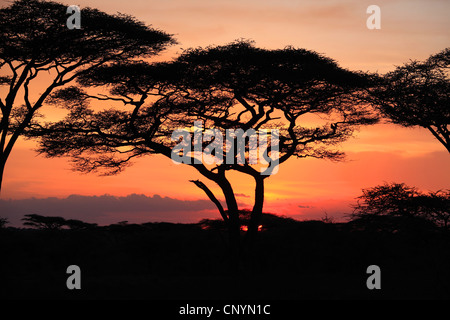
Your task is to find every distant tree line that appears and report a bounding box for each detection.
[1,182,447,231]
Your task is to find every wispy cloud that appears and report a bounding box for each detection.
[235,193,251,198]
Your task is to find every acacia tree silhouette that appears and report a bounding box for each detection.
[21,214,97,230]
[0,0,175,192]
[28,41,378,258]
[350,182,450,228]
[373,48,450,152]
[22,214,66,230]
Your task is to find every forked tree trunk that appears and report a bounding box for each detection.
[192,173,266,274]
[191,174,242,272]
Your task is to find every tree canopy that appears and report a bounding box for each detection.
[21,214,97,230]
[0,0,175,191]
[373,48,450,152]
[350,182,450,228]
[29,40,378,251]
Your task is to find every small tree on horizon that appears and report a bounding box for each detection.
[21,214,97,230]
[22,214,67,230]
[0,217,8,228]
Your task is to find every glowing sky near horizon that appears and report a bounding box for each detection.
[0,0,449,225]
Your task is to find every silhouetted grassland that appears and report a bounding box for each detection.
[1,213,449,299]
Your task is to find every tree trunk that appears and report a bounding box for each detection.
[247,175,265,241]
[217,177,242,273]
[243,175,265,267]
[0,155,5,194]
[189,166,265,274]
[188,163,243,272]
[190,179,228,222]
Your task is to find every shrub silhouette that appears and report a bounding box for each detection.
[0,217,8,228]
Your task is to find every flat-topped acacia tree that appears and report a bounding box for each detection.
[29,41,378,254]
[373,48,450,152]
[0,0,175,192]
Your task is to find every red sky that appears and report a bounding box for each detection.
[0,0,449,226]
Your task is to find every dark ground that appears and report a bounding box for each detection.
[1,214,450,300]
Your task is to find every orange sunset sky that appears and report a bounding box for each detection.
[0,0,449,226]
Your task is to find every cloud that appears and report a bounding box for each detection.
[0,194,219,227]
[234,193,251,198]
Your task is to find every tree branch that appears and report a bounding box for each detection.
[190,179,228,222]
